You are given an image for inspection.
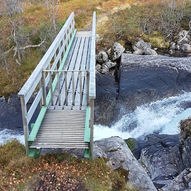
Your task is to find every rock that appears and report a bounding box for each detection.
[179,119,191,169]
[0,94,40,140]
[109,42,125,61]
[96,51,108,64]
[119,54,191,110]
[140,141,180,188]
[162,168,191,191]
[95,73,119,125]
[133,49,144,55]
[100,64,109,74]
[129,134,179,160]
[144,48,158,55]
[105,60,117,69]
[180,43,191,53]
[133,39,157,55]
[96,64,102,73]
[169,26,191,55]
[94,136,157,191]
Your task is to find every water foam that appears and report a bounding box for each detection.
[95,92,191,140]
[1,92,191,144]
[0,129,24,145]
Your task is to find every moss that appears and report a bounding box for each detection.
[180,118,191,139]
[143,31,170,49]
[125,138,135,151]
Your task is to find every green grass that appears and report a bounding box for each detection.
[125,138,135,151]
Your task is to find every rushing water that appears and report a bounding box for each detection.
[1,92,191,144]
[94,92,191,140]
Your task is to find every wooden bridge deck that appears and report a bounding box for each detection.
[50,31,91,110]
[18,12,96,158]
[31,110,88,149]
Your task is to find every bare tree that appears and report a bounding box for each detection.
[45,0,59,34]
[0,0,46,66]
[159,0,185,40]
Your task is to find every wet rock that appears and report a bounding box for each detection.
[95,73,119,125]
[179,119,191,169]
[130,134,179,160]
[96,64,102,73]
[100,64,109,74]
[119,54,191,111]
[94,136,157,191]
[109,42,125,61]
[133,39,157,55]
[105,60,117,69]
[96,51,108,64]
[162,168,191,191]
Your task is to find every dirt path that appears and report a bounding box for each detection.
[84,2,132,31]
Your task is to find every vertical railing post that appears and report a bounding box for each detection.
[80,71,82,107]
[20,96,29,155]
[72,71,75,106]
[49,71,53,106]
[42,71,47,106]
[87,72,89,106]
[57,70,61,106]
[64,71,68,106]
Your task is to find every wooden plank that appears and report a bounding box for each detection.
[81,38,91,108]
[64,38,83,107]
[30,144,88,149]
[76,31,91,37]
[73,37,89,109]
[28,106,47,142]
[63,38,81,107]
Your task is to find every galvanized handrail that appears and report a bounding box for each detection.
[18,13,76,154]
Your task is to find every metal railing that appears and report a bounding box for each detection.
[18,13,76,153]
[42,70,89,108]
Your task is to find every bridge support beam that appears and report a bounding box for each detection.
[90,99,94,159]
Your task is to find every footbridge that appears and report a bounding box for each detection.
[18,12,96,158]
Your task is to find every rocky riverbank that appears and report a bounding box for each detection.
[94,118,191,190]
[95,50,191,125]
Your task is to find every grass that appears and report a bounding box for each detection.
[0,0,132,97]
[0,140,136,191]
[97,0,191,51]
[125,138,135,151]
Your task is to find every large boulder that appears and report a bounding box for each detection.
[140,134,181,188]
[129,134,179,160]
[169,25,191,55]
[162,168,191,191]
[119,54,191,110]
[133,39,158,55]
[179,119,191,169]
[94,136,157,191]
[96,51,108,64]
[109,42,125,61]
[95,73,119,125]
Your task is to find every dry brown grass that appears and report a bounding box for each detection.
[0,0,133,97]
[0,140,132,191]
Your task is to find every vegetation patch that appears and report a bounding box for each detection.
[0,140,135,191]
[125,138,135,151]
[180,118,191,139]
